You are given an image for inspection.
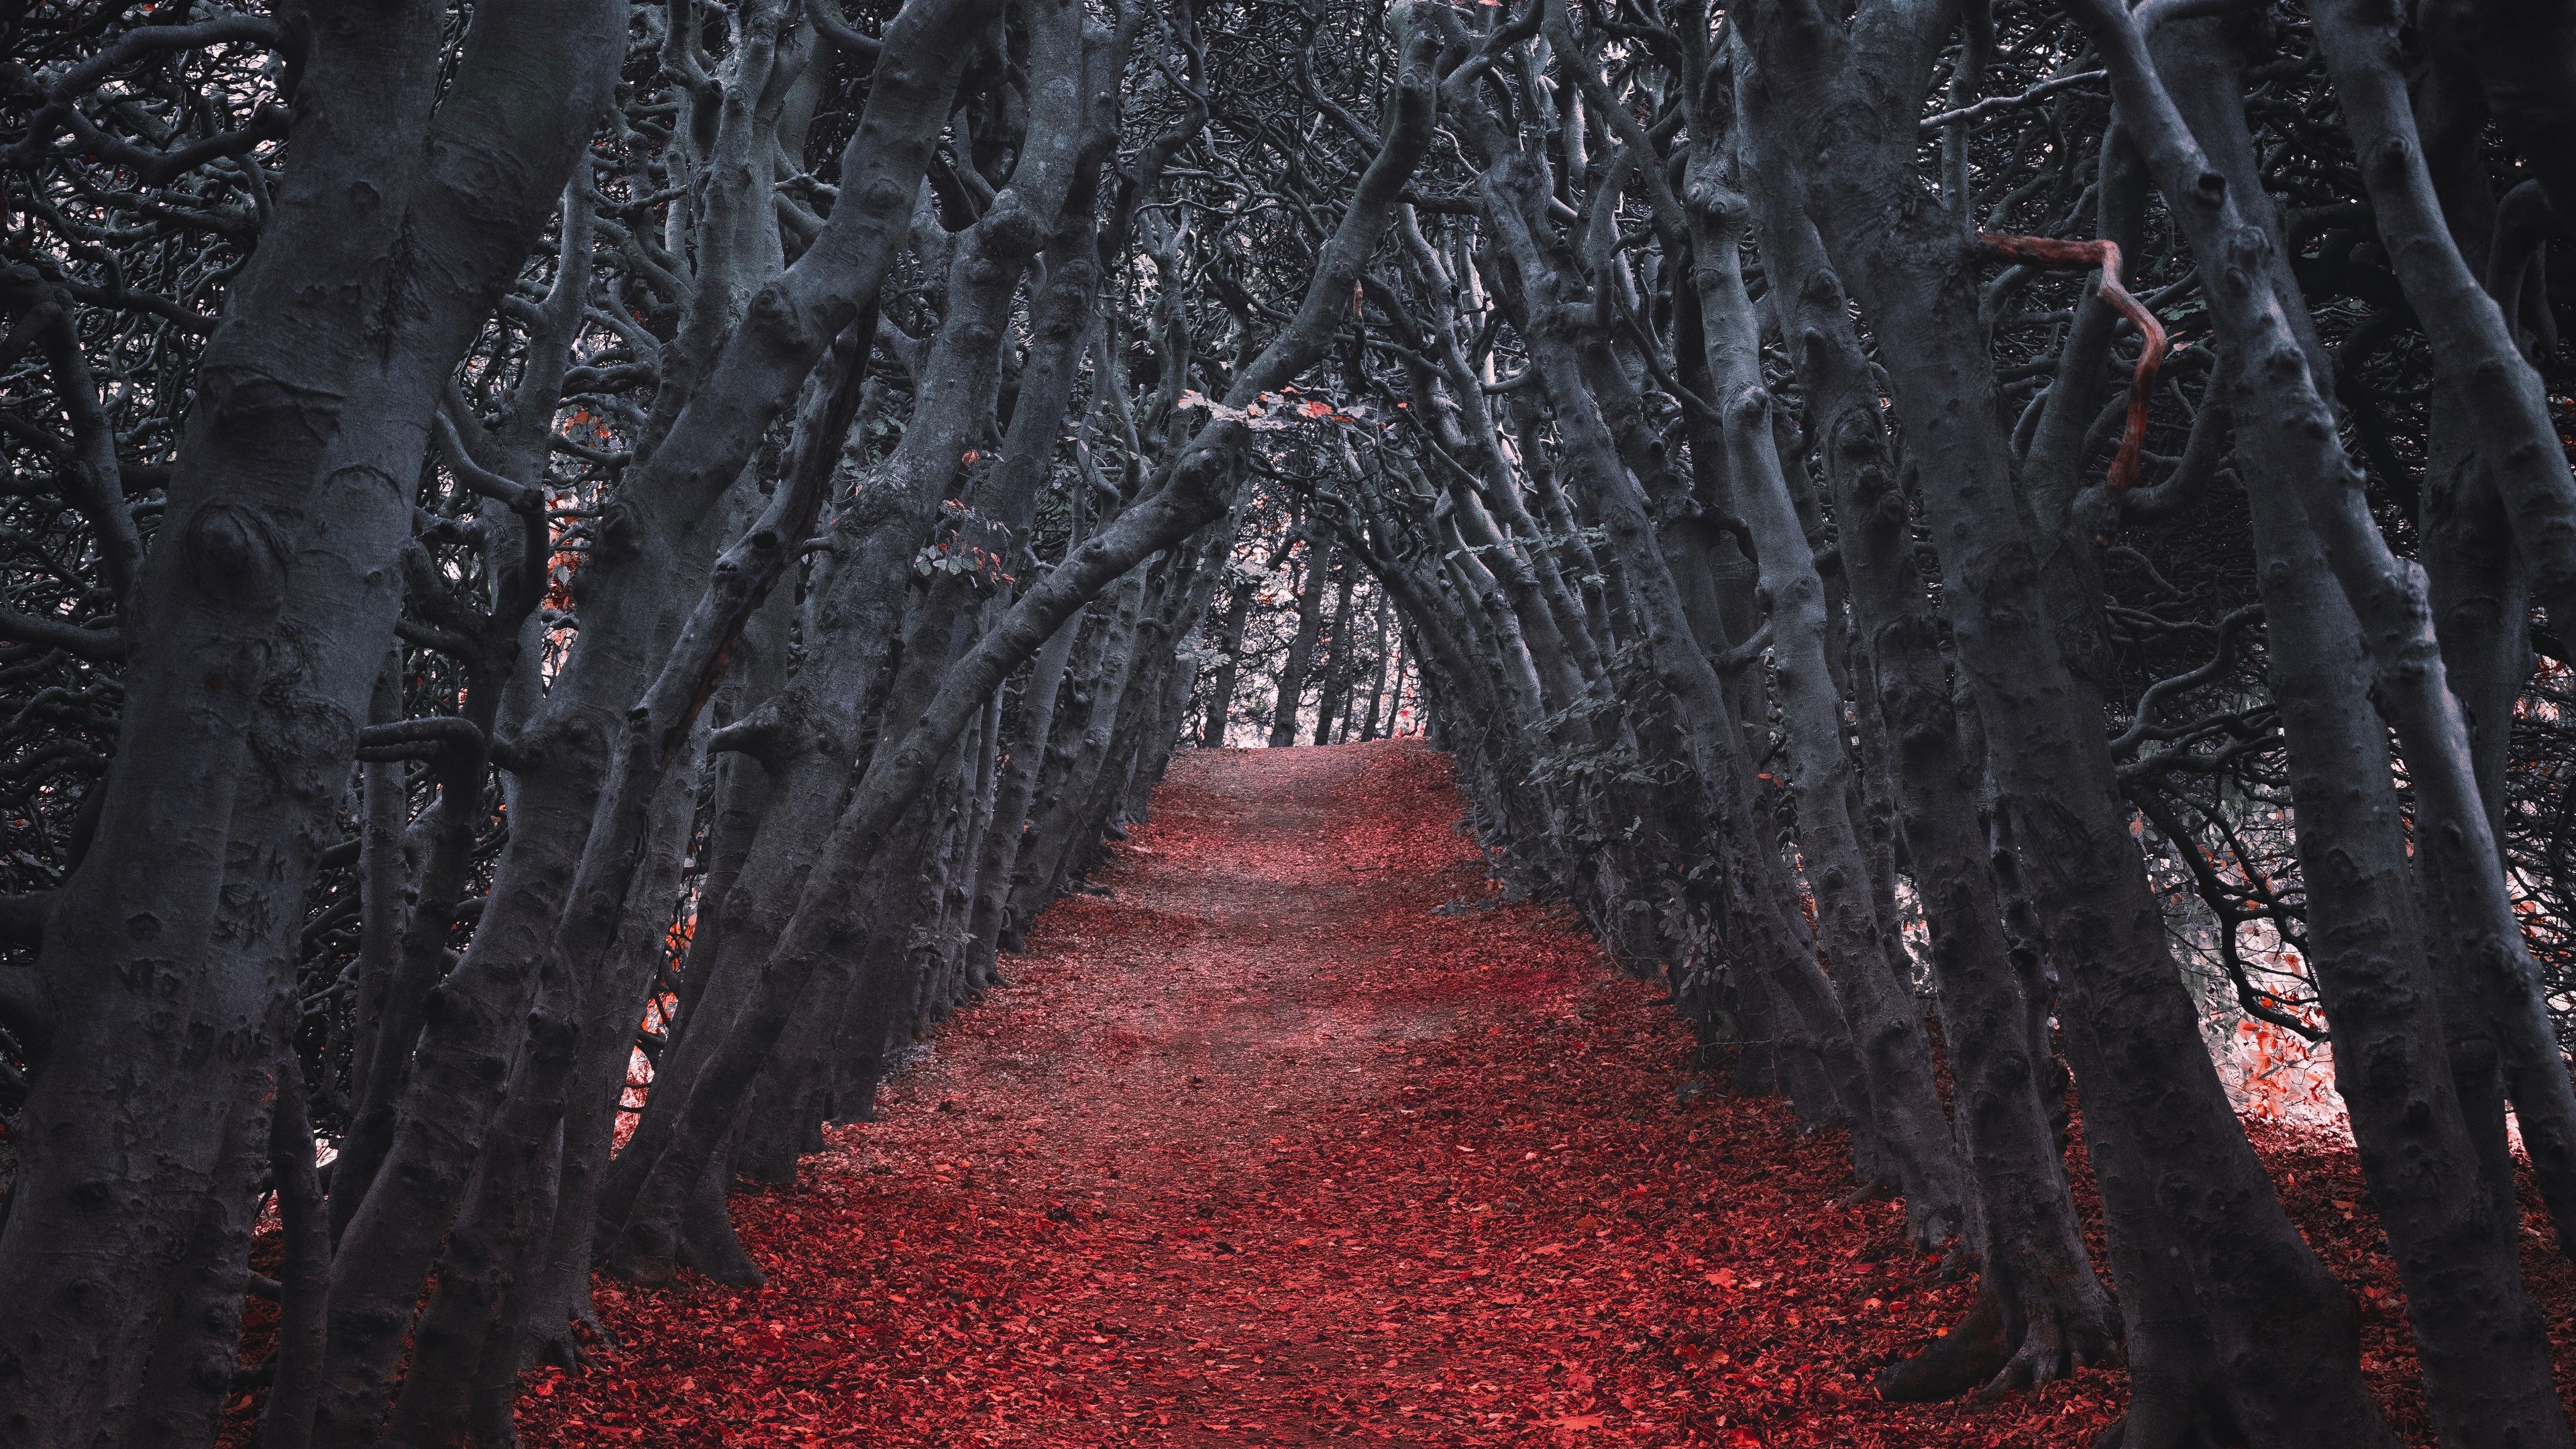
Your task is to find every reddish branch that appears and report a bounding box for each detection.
[1980,232,2168,499]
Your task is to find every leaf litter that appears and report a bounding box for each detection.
[513,740,2576,1448]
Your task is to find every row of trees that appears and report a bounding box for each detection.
[0,0,1323,1442]
[1320,2,2576,1446]
[0,0,2573,1447]
[1193,494,1422,746]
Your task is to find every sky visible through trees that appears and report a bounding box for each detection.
[1,0,2575,1445]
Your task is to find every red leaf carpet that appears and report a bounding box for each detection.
[517,740,2576,1447]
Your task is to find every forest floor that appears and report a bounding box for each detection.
[519,739,2576,1448]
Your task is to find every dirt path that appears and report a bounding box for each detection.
[520,741,2133,1447]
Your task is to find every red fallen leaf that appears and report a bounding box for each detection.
[387,742,2481,1449]
[1546,1413,1606,1430]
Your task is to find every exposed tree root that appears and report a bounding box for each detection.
[1876,1277,2120,1403]
[529,1296,610,1373]
[1876,1288,2011,1402]
[1984,1283,2120,1397]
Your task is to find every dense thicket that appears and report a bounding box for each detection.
[1,0,2573,1444]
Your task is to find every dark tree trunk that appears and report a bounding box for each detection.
[1267,538,1332,747]
[1735,78,2113,1396]
[1310,562,1358,745]
[1684,120,1968,1250]
[256,1061,329,1449]
[1201,576,1258,747]
[0,7,622,1440]
[1356,602,1395,741]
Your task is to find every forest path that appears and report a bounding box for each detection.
[520,741,2128,1448]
